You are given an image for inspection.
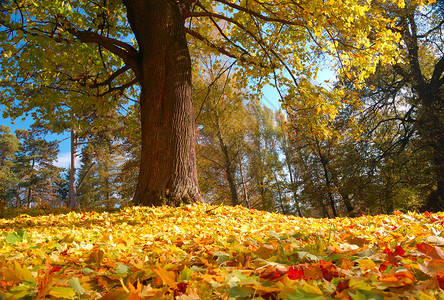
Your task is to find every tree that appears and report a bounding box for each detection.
[1,0,430,206]
[14,128,61,207]
[77,136,123,208]
[0,125,20,204]
[338,1,444,211]
[194,56,250,206]
[393,2,444,210]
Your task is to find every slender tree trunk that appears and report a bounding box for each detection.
[286,156,303,217]
[27,158,35,208]
[239,161,250,208]
[314,138,338,217]
[15,187,21,208]
[124,0,202,206]
[340,193,354,215]
[27,186,32,208]
[215,116,239,206]
[274,172,286,214]
[320,198,330,218]
[68,129,79,208]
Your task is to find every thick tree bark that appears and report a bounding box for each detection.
[124,0,202,206]
[417,95,444,211]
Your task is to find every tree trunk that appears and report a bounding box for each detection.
[239,161,250,208]
[314,138,338,217]
[124,0,202,206]
[27,158,35,208]
[68,129,78,208]
[285,154,303,217]
[215,115,239,206]
[400,12,444,212]
[340,193,354,215]
[418,95,444,211]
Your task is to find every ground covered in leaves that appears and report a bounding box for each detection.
[1,204,444,299]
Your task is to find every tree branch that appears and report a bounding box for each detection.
[212,0,302,26]
[97,78,138,97]
[417,19,444,38]
[91,65,131,88]
[66,28,140,78]
[185,27,241,61]
[185,14,276,69]
[431,55,444,88]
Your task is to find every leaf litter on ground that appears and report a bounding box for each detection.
[0,204,444,299]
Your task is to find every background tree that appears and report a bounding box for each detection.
[0,125,20,205]
[13,128,61,208]
[77,134,124,208]
[392,2,444,210]
[193,56,250,206]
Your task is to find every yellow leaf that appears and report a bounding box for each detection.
[418,292,437,300]
[252,284,281,292]
[357,258,376,271]
[48,287,76,299]
[13,261,36,283]
[300,282,323,295]
[153,267,177,289]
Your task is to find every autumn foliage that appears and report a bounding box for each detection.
[1,204,444,299]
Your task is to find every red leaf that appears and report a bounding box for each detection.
[319,260,336,282]
[383,245,404,263]
[287,266,305,280]
[60,245,72,256]
[49,266,61,274]
[260,265,289,280]
[437,271,444,290]
[174,281,188,297]
[336,279,350,292]
[395,245,406,257]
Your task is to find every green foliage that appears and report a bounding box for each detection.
[77,137,124,208]
[0,125,20,200]
[0,126,63,208]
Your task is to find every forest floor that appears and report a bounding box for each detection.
[1,204,444,299]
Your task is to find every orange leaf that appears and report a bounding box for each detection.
[416,243,444,260]
[303,264,323,280]
[378,271,414,287]
[418,259,444,275]
[341,257,353,270]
